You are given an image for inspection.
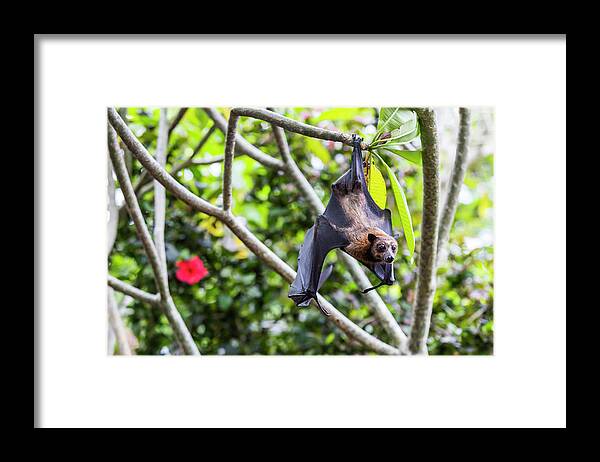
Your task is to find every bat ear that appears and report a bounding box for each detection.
[368,233,377,243]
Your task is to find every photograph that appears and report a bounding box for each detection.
[36,35,565,428]
[107,106,494,356]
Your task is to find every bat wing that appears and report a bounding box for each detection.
[288,215,350,308]
[373,207,395,285]
[363,260,395,288]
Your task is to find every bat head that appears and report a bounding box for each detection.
[368,232,398,263]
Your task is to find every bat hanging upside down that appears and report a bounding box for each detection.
[288,134,398,315]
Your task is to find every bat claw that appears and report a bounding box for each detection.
[314,297,330,316]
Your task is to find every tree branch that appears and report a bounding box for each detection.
[222,113,239,213]
[108,107,399,355]
[107,121,200,355]
[169,124,218,173]
[271,124,409,350]
[154,108,169,289]
[232,107,367,149]
[168,107,188,136]
[107,155,119,256]
[437,108,471,266]
[107,322,115,355]
[203,108,285,170]
[107,287,133,355]
[107,275,160,306]
[408,108,441,355]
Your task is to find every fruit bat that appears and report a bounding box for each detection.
[288,134,398,315]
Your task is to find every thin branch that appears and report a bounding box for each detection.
[107,322,116,355]
[408,108,441,355]
[132,171,151,197]
[107,155,119,256]
[168,107,188,136]
[271,124,325,212]
[203,108,285,170]
[107,121,200,356]
[271,124,409,349]
[222,113,239,212]
[136,157,223,199]
[437,108,471,266]
[107,287,133,355]
[108,107,399,355]
[116,108,134,175]
[170,124,218,174]
[154,108,169,289]
[190,156,224,166]
[232,107,367,148]
[108,275,160,306]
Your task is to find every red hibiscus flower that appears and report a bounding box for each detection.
[175,256,209,285]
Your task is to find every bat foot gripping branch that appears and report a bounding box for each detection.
[361,281,386,294]
[314,297,330,317]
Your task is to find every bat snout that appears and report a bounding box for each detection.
[385,255,394,263]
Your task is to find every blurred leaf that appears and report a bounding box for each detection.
[109,254,140,279]
[313,108,369,123]
[201,217,224,237]
[217,294,233,310]
[306,138,331,164]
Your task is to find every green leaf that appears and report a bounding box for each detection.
[376,108,415,135]
[217,294,233,310]
[372,108,420,147]
[306,138,331,163]
[313,108,370,123]
[365,156,387,209]
[378,147,422,166]
[109,254,140,279]
[389,115,417,140]
[372,152,415,257]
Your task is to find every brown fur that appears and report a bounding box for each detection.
[331,181,398,265]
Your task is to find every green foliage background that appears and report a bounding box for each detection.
[108,107,494,355]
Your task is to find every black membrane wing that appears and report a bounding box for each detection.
[288,215,349,308]
[371,207,395,285]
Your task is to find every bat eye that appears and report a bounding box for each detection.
[378,244,386,252]
[391,245,397,251]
